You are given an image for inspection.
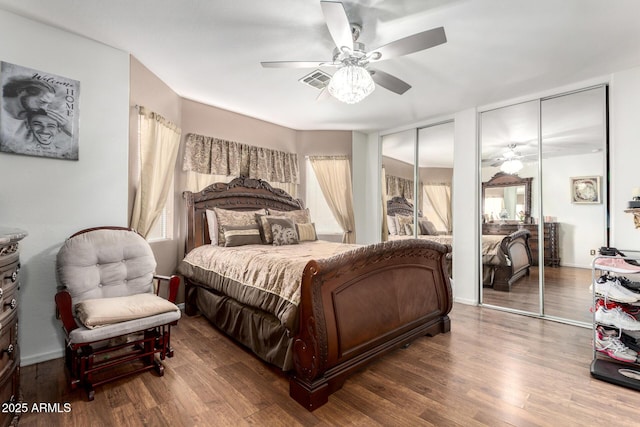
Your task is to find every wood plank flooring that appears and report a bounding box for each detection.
[482,266,594,324]
[18,303,640,426]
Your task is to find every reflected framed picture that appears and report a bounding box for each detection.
[571,176,601,204]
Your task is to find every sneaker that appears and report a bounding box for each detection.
[599,247,640,266]
[595,305,640,331]
[594,298,640,316]
[591,276,640,303]
[594,257,640,274]
[597,326,637,356]
[595,326,638,362]
[618,276,640,292]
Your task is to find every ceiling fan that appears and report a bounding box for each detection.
[261,1,447,104]
[484,144,527,174]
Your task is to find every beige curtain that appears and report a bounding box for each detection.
[130,107,182,238]
[423,183,452,233]
[309,156,356,244]
[182,133,299,184]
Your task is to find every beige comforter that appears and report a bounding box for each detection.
[177,241,360,331]
[388,234,507,265]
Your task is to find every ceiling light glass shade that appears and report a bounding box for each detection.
[327,65,375,104]
[500,158,523,174]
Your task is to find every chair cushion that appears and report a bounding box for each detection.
[75,293,179,329]
[57,228,156,304]
[69,309,181,344]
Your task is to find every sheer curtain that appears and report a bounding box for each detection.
[309,156,356,244]
[130,107,181,238]
[423,183,452,233]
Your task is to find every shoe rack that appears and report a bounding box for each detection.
[591,252,640,390]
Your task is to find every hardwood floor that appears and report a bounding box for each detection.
[18,303,640,426]
[482,266,594,324]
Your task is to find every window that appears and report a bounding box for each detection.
[306,159,342,235]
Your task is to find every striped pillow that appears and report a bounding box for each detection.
[223,224,263,247]
[296,222,317,241]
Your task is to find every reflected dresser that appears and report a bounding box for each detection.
[482,222,560,267]
[0,228,26,427]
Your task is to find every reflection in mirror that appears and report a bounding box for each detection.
[541,86,607,324]
[381,129,416,241]
[482,172,532,222]
[480,100,540,313]
[480,86,608,327]
[381,121,455,276]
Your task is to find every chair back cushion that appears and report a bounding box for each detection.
[57,228,156,304]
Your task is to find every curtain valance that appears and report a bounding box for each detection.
[183,133,299,184]
[386,175,414,201]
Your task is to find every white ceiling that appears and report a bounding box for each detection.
[1,0,639,133]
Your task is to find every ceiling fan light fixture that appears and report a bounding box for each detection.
[500,158,523,174]
[327,65,375,104]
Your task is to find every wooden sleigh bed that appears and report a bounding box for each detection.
[178,177,453,410]
[386,196,532,291]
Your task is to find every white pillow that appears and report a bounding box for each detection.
[205,209,218,245]
[387,215,398,235]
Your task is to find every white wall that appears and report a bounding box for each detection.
[542,152,606,267]
[610,66,640,251]
[451,108,478,304]
[0,10,130,365]
[352,131,381,245]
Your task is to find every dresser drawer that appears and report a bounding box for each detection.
[0,263,19,318]
[0,311,17,383]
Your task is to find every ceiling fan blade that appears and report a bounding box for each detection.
[370,27,447,62]
[261,61,328,68]
[370,69,411,95]
[320,1,354,52]
[316,87,332,101]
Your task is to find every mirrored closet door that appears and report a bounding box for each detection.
[480,100,541,314]
[381,121,455,274]
[480,85,608,325]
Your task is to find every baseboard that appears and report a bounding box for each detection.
[454,297,478,306]
[21,348,64,367]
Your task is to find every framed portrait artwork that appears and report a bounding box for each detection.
[570,176,601,204]
[0,61,80,160]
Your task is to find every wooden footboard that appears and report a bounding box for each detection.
[289,239,453,410]
[492,229,532,291]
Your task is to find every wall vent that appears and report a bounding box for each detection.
[299,70,331,89]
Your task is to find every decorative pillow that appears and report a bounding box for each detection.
[267,217,299,246]
[214,207,267,246]
[387,215,398,235]
[296,222,317,241]
[205,209,219,245]
[75,293,179,329]
[268,208,312,224]
[223,224,262,247]
[396,215,413,236]
[418,218,438,235]
[258,209,312,244]
[405,224,415,235]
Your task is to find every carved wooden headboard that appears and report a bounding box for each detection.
[387,196,418,217]
[182,177,303,253]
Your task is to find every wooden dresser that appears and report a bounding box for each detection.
[0,228,26,427]
[483,222,560,267]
